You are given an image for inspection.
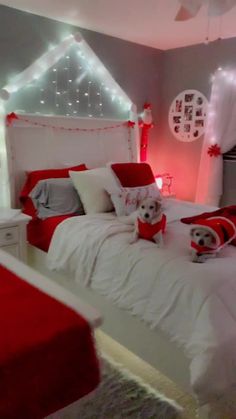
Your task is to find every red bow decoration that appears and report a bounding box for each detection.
[207,144,222,157]
[6,112,19,126]
[127,120,135,128]
[143,102,151,110]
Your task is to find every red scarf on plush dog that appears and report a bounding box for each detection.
[138,214,166,242]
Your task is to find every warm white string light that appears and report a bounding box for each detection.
[207,67,236,145]
[54,66,59,109]
[87,80,92,117]
[99,84,103,117]
[40,88,45,105]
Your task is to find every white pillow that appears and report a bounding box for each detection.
[69,168,118,214]
[107,182,161,216]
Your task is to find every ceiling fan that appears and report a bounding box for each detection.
[175,0,236,20]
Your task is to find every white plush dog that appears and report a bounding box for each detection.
[190,227,217,263]
[129,198,166,247]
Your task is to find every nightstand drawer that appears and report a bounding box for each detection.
[2,244,19,258]
[0,226,19,246]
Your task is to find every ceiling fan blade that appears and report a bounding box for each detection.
[208,0,236,16]
[175,0,204,21]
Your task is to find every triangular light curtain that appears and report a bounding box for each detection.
[0,33,134,207]
[2,34,131,120]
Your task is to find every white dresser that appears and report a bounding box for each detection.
[0,211,31,262]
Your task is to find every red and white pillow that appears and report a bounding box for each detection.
[107,163,162,216]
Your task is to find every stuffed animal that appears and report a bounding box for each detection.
[190,216,236,263]
[130,198,166,247]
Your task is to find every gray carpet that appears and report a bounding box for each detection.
[74,355,182,419]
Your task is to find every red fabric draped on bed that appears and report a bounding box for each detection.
[0,265,100,419]
[27,214,76,252]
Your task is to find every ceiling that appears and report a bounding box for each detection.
[1,0,236,50]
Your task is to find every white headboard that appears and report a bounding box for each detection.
[6,114,139,207]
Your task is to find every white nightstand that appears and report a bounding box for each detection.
[0,211,31,262]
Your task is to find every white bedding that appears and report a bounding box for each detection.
[47,199,236,405]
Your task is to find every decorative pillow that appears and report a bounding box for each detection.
[69,167,118,214]
[107,162,162,216]
[30,178,84,219]
[19,164,87,217]
[109,162,157,187]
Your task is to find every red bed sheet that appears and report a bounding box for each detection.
[0,264,100,419]
[27,214,77,252]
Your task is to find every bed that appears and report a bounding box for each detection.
[6,113,236,418]
[0,248,101,418]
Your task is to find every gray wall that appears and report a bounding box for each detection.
[158,39,236,201]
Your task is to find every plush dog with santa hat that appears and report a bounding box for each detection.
[190,216,236,263]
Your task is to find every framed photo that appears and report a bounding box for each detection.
[195,119,204,127]
[184,124,191,132]
[184,105,193,121]
[197,97,203,105]
[175,100,182,112]
[185,93,194,102]
[168,89,208,142]
[173,116,181,124]
[174,125,180,133]
[196,108,203,117]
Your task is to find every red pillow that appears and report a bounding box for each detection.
[110,163,155,187]
[20,164,87,217]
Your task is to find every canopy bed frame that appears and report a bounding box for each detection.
[5,113,212,419]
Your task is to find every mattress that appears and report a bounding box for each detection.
[47,199,236,407]
[0,256,100,418]
[27,214,76,251]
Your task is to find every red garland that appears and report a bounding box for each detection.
[207,144,222,157]
[5,113,135,132]
[143,102,151,110]
[127,120,135,128]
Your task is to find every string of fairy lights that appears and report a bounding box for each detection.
[3,37,131,119]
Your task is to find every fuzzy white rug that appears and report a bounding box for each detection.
[48,355,182,418]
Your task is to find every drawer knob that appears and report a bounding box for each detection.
[5,232,13,239]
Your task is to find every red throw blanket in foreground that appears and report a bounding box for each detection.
[181,205,236,246]
[0,265,100,419]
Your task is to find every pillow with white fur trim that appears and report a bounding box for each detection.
[69,167,117,214]
[106,162,162,216]
[107,184,161,216]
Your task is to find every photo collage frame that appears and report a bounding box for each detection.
[168,90,208,142]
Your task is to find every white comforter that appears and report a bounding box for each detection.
[47,200,236,405]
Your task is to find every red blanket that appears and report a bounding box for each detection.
[27,214,77,252]
[181,205,236,246]
[0,265,100,419]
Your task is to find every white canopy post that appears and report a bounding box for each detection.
[0,101,10,207]
[196,69,236,205]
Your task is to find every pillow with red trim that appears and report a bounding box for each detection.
[107,162,162,216]
[20,164,87,217]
